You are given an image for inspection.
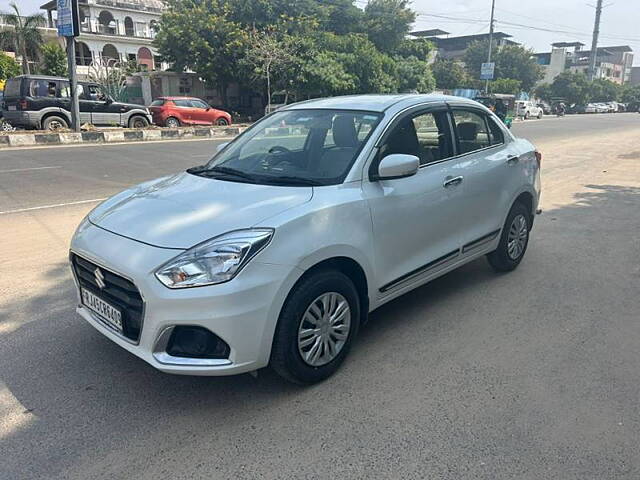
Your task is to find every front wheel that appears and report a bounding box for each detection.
[165,116,180,128]
[537,112,543,119]
[215,117,229,126]
[43,115,69,131]
[487,202,531,272]
[270,270,360,384]
[129,115,149,128]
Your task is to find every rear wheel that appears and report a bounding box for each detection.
[487,202,531,272]
[43,115,68,131]
[537,111,543,119]
[524,111,530,120]
[215,117,229,126]
[165,116,180,128]
[271,269,360,384]
[128,115,149,128]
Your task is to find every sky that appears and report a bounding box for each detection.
[4,0,639,65]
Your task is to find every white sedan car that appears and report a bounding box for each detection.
[70,94,541,384]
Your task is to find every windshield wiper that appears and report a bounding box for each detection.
[261,176,324,186]
[207,166,258,181]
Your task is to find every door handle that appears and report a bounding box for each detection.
[443,176,464,188]
[506,155,520,165]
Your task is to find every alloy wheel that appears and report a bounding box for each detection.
[297,292,351,367]
[507,214,528,260]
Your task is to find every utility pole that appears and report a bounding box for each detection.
[57,0,81,132]
[65,36,80,132]
[588,0,604,81]
[485,0,497,93]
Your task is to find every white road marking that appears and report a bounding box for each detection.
[0,198,106,215]
[0,166,62,173]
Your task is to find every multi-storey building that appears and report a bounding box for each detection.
[533,42,634,85]
[39,0,165,76]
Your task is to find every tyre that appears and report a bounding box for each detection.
[215,117,229,126]
[524,111,530,120]
[165,116,180,128]
[129,115,149,128]
[43,115,69,131]
[270,269,360,384]
[537,111,543,119]
[487,202,531,272]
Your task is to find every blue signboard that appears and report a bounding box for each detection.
[57,0,79,37]
[480,62,495,81]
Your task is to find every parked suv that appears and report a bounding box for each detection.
[515,100,544,119]
[70,94,541,384]
[2,75,151,130]
[148,97,232,127]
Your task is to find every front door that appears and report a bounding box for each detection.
[59,82,92,124]
[363,108,467,296]
[188,99,213,125]
[85,84,121,126]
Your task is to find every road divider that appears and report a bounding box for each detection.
[0,125,248,149]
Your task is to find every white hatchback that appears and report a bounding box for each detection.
[70,94,541,384]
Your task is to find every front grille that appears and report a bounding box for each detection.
[71,253,144,342]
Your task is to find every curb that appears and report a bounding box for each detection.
[0,126,246,149]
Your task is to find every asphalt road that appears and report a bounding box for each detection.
[1,113,640,479]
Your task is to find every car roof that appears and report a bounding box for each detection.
[159,96,200,100]
[283,94,479,113]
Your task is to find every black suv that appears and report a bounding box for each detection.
[2,75,152,130]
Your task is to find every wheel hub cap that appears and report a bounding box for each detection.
[297,292,351,367]
[507,214,528,260]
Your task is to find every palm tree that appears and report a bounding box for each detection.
[0,2,46,75]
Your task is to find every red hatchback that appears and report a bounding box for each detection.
[149,97,232,127]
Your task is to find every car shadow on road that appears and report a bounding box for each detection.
[1,183,639,478]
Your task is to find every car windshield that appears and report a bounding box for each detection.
[190,109,382,186]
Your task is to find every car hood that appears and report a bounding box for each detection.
[88,172,313,249]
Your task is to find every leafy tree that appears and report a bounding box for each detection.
[395,38,433,60]
[488,78,521,94]
[243,31,299,106]
[621,84,640,104]
[0,52,20,81]
[544,72,591,105]
[432,59,470,90]
[40,43,68,77]
[394,56,435,93]
[363,0,416,54]
[0,2,46,74]
[587,79,620,102]
[534,83,554,102]
[463,40,542,92]
[154,0,249,100]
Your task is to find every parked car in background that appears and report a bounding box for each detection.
[604,102,618,113]
[149,97,232,127]
[70,94,541,384]
[537,102,552,115]
[515,100,543,119]
[1,75,151,130]
[584,103,598,114]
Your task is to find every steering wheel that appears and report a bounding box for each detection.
[268,146,292,155]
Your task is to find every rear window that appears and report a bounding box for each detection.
[4,78,21,97]
[150,99,165,106]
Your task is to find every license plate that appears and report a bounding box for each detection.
[8,106,16,111]
[81,288,123,333]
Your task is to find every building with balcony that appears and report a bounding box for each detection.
[39,0,165,76]
[533,42,634,85]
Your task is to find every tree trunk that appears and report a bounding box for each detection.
[20,40,31,75]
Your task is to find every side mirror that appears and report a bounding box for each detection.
[216,142,229,153]
[375,154,419,180]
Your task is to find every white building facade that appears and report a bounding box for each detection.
[40,0,165,78]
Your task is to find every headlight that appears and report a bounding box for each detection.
[155,229,273,289]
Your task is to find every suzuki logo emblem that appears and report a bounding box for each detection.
[94,267,106,289]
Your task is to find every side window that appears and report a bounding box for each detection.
[381,110,453,166]
[86,85,107,101]
[28,80,57,98]
[173,99,191,108]
[487,117,505,145]
[59,82,84,99]
[190,99,209,109]
[451,110,492,154]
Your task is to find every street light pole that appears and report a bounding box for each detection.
[588,0,604,81]
[65,36,80,132]
[485,0,496,93]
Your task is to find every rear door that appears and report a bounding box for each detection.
[448,106,520,254]
[172,99,193,124]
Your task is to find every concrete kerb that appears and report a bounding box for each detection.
[0,126,246,149]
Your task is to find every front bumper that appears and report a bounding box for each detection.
[71,222,300,376]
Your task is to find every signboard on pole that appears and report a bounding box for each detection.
[480,62,495,80]
[56,0,79,37]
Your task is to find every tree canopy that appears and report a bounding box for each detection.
[40,43,68,77]
[0,52,20,82]
[534,72,622,105]
[154,0,435,105]
[463,40,542,92]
